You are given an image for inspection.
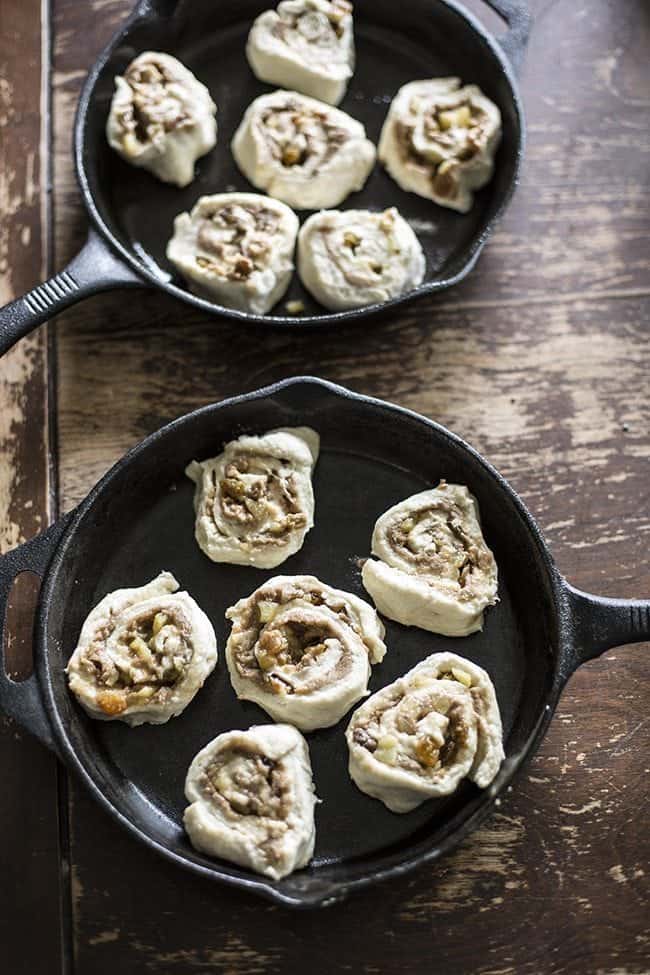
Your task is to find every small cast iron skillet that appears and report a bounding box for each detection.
[1,377,648,909]
[0,0,529,354]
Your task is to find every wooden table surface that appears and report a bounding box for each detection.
[1,1,649,972]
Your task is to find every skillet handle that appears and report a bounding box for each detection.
[564,582,650,672]
[0,228,143,358]
[482,0,531,74]
[0,514,75,752]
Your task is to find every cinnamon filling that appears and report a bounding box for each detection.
[259,100,349,173]
[239,580,361,638]
[230,582,371,695]
[386,499,492,596]
[273,0,352,51]
[204,450,307,547]
[81,606,191,714]
[353,690,470,776]
[195,204,281,282]
[203,748,290,820]
[120,59,191,142]
[395,99,489,199]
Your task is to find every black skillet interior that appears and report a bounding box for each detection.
[80,0,524,321]
[43,379,558,905]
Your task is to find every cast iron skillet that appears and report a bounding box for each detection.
[0,0,529,354]
[0,377,648,909]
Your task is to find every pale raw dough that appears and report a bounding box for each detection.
[346,652,504,812]
[166,193,299,314]
[186,427,319,568]
[362,482,498,637]
[225,575,386,731]
[298,207,425,310]
[66,572,217,726]
[246,0,355,106]
[184,724,317,880]
[106,51,217,187]
[231,89,376,209]
[378,77,502,213]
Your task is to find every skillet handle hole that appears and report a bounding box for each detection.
[3,571,41,682]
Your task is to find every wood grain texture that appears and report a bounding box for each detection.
[0,0,62,970]
[10,0,650,971]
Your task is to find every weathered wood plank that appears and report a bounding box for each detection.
[0,0,62,970]
[44,0,650,972]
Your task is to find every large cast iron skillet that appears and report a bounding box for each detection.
[0,0,529,353]
[0,377,648,908]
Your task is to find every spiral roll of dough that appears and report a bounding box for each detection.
[362,482,498,637]
[106,52,217,187]
[246,0,355,106]
[225,575,386,731]
[379,77,501,213]
[166,193,299,314]
[231,90,376,210]
[184,724,317,880]
[298,207,425,310]
[186,427,319,569]
[346,652,504,812]
[66,572,217,725]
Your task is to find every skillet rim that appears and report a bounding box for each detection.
[73,0,526,328]
[36,376,566,908]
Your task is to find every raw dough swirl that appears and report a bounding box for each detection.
[186,427,319,569]
[225,575,386,731]
[379,78,501,213]
[106,51,217,187]
[362,482,498,636]
[66,572,217,725]
[246,0,355,106]
[231,90,376,209]
[346,652,504,812]
[166,193,299,314]
[298,207,425,310]
[184,724,317,880]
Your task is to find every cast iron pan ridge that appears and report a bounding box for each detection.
[0,0,530,354]
[2,378,649,908]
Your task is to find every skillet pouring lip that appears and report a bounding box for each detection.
[36,377,566,908]
[73,0,526,327]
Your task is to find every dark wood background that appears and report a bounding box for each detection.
[1,1,648,972]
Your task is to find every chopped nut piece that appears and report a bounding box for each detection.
[130,636,151,658]
[379,209,396,233]
[415,735,441,768]
[257,650,277,672]
[438,105,472,130]
[285,299,305,314]
[433,159,459,199]
[152,612,168,635]
[233,256,254,279]
[129,687,157,706]
[282,144,303,166]
[258,600,278,623]
[343,230,361,250]
[451,667,472,688]
[97,689,128,716]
